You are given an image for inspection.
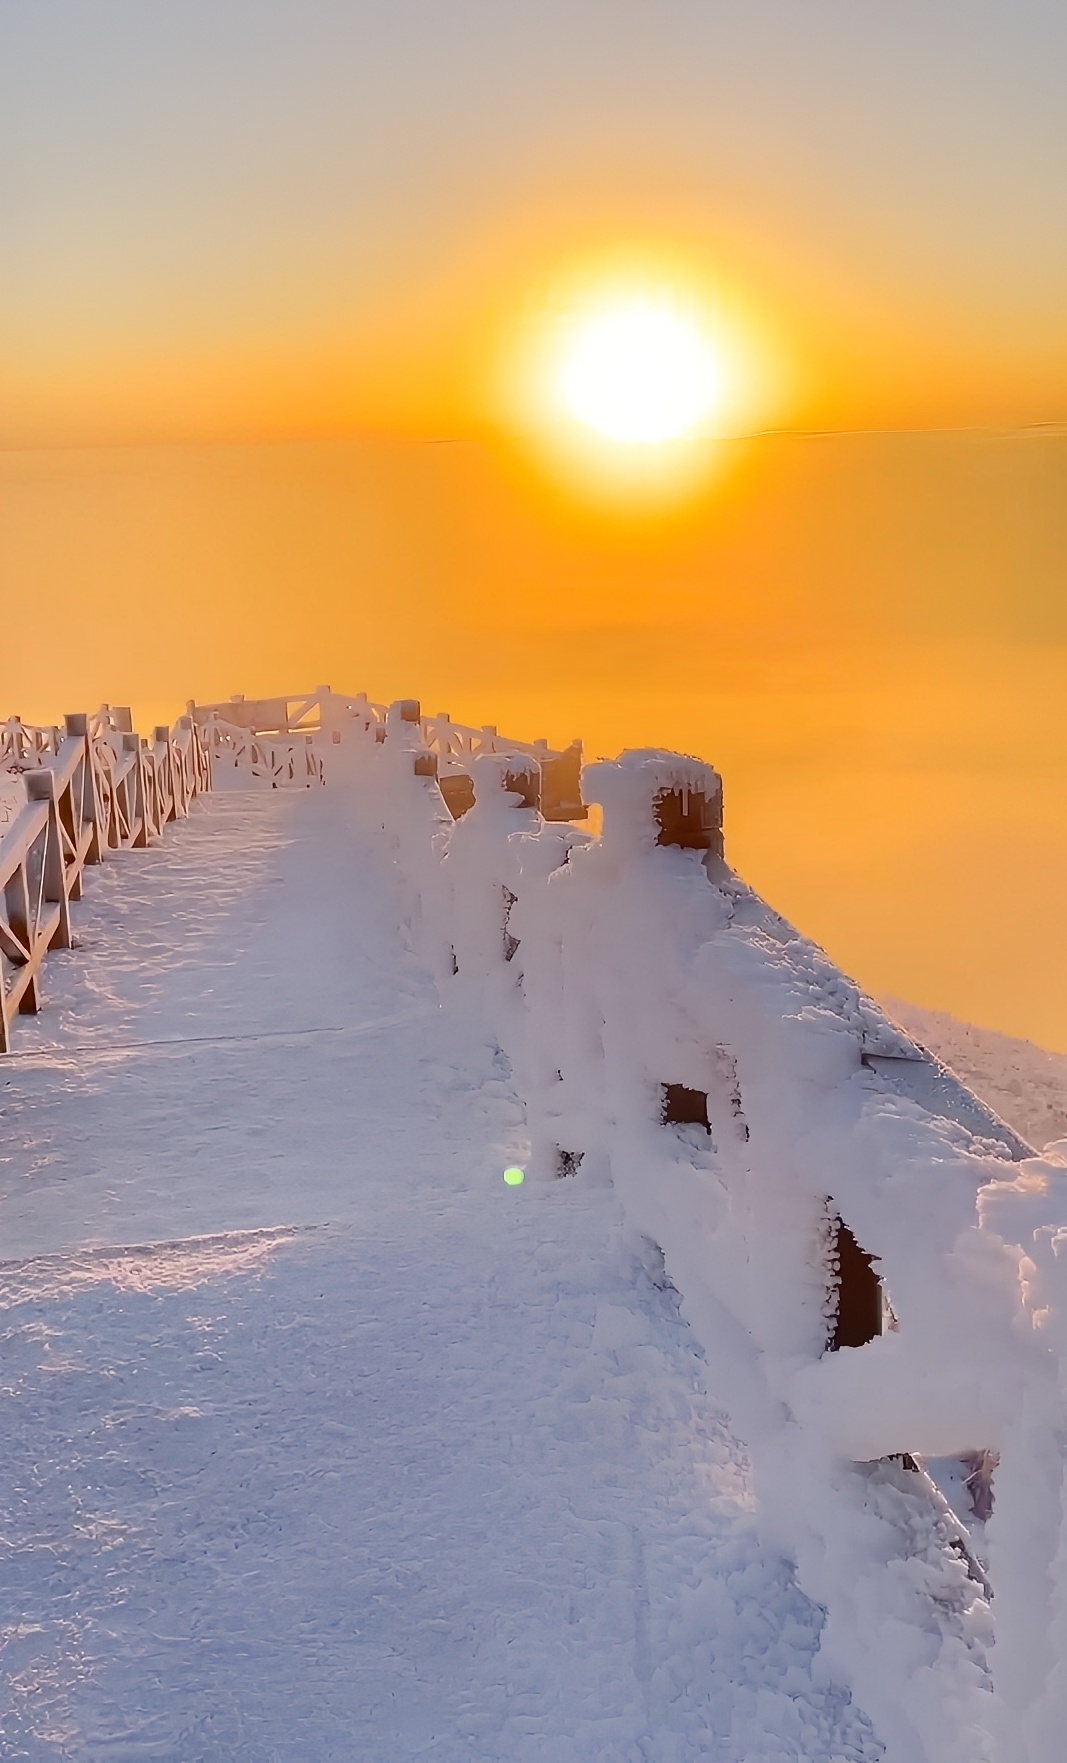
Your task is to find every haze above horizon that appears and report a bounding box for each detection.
[1,0,1064,1047]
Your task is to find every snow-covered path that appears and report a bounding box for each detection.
[0,789,880,1760]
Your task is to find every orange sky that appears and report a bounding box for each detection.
[3,2,1067,446]
[4,200,1066,450]
[2,3,1065,1051]
[3,432,1065,1050]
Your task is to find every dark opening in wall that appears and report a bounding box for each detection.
[654,787,724,855]
[661,1084,711,1132]
[556,1148,584,1178]
[827,1215,883,1350]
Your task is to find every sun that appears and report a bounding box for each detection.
[556,297,721,445]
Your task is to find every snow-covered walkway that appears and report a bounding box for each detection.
[0,788,880,1761]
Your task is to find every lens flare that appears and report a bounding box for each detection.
[557,299,721,445]
[503,1166,525,1186]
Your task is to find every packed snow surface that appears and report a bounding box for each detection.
[884,998,1067,1151]
[0,789,883,1761]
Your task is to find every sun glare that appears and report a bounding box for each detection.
[501,255,785,503]
[557,298,721,445]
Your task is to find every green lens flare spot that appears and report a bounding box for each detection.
[503,1166,525,1186]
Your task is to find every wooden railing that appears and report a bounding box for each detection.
[201,715,325,789]
[0,705,211,1052]
[187,690,332,739]
[2,681,583,1053]
[189,688,586,820]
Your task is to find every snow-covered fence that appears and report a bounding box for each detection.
[418,710,586,823]
[1,683,579,1054]
[328,706,1067,1763]
[182,691,327,788]
[9,678,1067,1757]
[74,705,210,856]
[2,682,578,1055]
[200,715,325,789]
[189,688,586,819]
[0,705,210,1052]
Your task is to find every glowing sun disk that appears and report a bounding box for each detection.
[558,300,720,444]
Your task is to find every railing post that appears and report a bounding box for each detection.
[25,770,72,950]
[151,727,173,822]
[172,716,196,816]
[121,731,149,848]
[195,717,212,793]
[64,712,106,865]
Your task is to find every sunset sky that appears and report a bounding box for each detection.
[2,1,1066,1048]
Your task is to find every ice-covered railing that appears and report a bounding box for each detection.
[1,715,64,770]
[200,716,325,789]
[189,688,586,820]
[325,704,1067,1763]
[181,690,326,788]
[0,704,210,1052]
[1,682,579,1054]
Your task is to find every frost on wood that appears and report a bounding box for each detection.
[319,700,1067,1763]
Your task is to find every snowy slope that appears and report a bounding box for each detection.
[883,998,1067,1153]
[0,788,881,1761]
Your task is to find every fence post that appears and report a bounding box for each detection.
[195,717,212,793]
[173,716,197,816]
[152,727,175,822]
[63,712,106,865]
[24,770,72,950]
[120,731,149,849]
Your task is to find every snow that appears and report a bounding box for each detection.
[1,785,880,1761]
[319,717,1067,1763]
[883,999,1067,1152]
[5,703,1067,1762]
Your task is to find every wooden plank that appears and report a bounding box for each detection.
[6,903,62,1016]
[191,695,297,734]
[63,717,106,867]
[0,801,49,890]
[0,915,31,963]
